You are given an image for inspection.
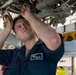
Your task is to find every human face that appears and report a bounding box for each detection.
[14,18,34,42]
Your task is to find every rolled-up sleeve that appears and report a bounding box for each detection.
[42,34,64,63]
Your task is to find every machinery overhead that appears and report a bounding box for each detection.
[0,0,76,26]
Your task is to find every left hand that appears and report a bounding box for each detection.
[3,13,13,32]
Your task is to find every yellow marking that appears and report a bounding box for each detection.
[62,31,76,42]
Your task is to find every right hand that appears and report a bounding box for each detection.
[3,13,13,32]
[21,3,31,20]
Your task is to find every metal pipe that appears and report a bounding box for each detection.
[36,0,59,10]
[0,0,13,9]
[8,8,20,14]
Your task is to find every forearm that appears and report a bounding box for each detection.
[28,15,52,38]
[0,30,11,49]
[0,13,13,49]
[25,13,61,50]
[26,13,59,40]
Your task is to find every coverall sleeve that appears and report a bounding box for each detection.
[42,34,64,63]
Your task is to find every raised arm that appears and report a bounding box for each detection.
[0,14,13,49]
[21,3,61,51]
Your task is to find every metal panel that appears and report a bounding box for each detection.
[56,26,64,33]
[64,40,76,56]
[66,23,75,32]
[5,34,21,47]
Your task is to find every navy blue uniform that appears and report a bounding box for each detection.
[0,34,64,75]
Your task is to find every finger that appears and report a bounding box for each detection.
[21,4,26,12]
[21,3,30,11]
[23,3,30,8]
[22,3,29,8]
[3,19,7,23]
[3,15,8,22]
[3,24,6,28]
[8,12,12,20]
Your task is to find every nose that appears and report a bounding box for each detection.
[22,23,27,29]
[21,24,25,29]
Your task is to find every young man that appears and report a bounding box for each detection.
[0,3,64,75]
